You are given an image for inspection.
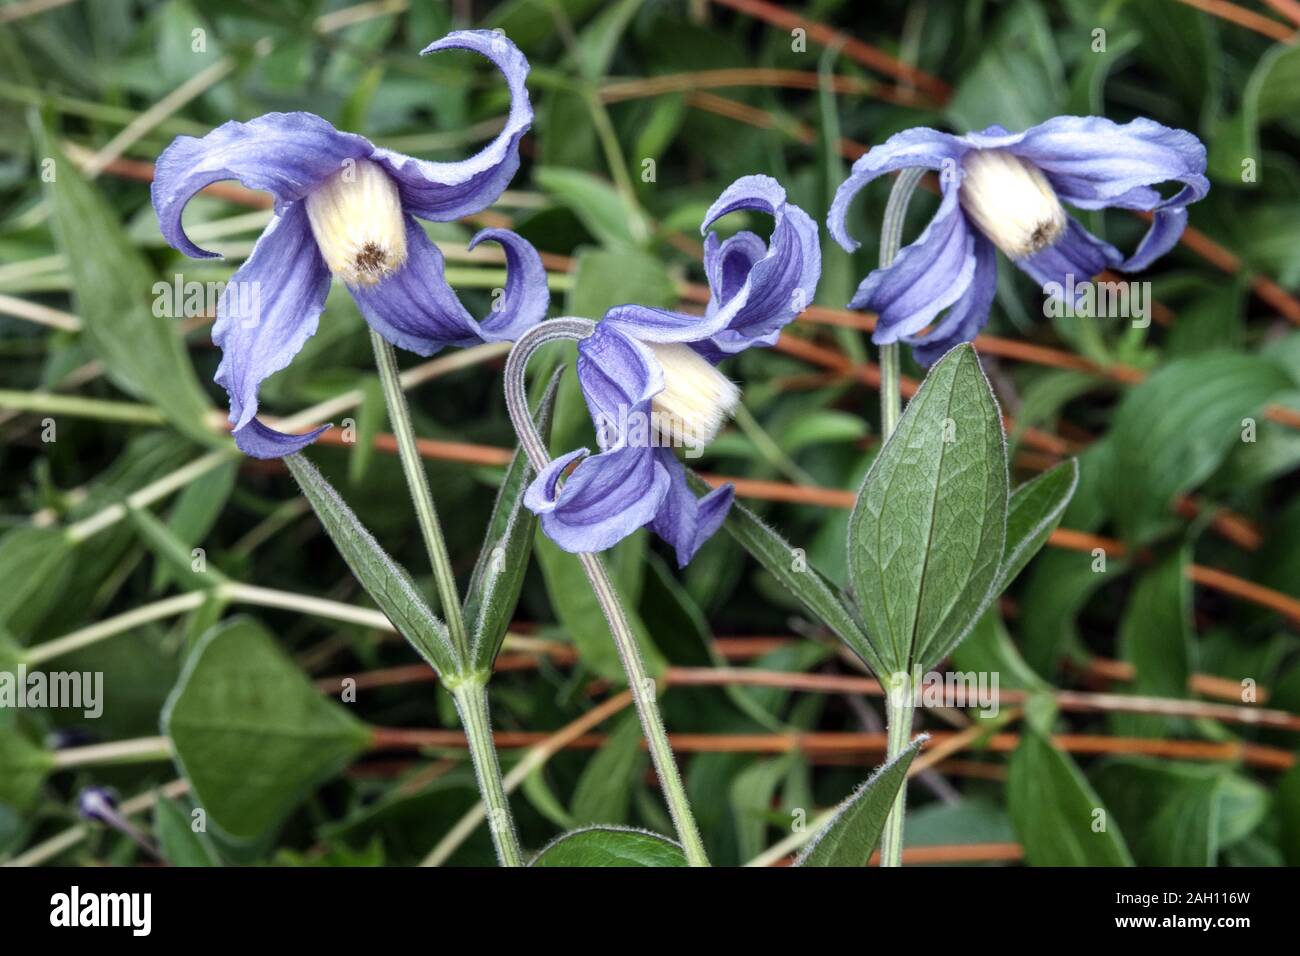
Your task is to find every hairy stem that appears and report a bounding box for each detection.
[369,329,469,662]
[503,318,710,866]
[451,680,524,867]
[876,166,926,867]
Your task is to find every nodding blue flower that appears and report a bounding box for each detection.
[524,175,820,566]
[828,116,1209,365]
[151,31,547,458]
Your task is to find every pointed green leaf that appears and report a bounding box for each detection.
[32,117,216,446]
[530,826,687,867]
[996,458,1078,595]
[1007,724,1134,866]
[162,617,371,841]
[465,370,561,672]
[285,453,457,676]
[0,527,73,637]
[796,735,926,867]
[1105,353,1291,545]
[848,344,1008,672]
[154,796,222,866]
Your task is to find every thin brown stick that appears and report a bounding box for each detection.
[368,726,1295,770]
[706,0,952,99]
[1175,0,1298,41]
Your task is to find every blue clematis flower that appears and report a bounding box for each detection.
[828,115,1208,365]
[151,31,547,457]
[524,175,820,566]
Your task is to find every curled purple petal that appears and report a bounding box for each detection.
[576,323,663,449]
[828,127,968,252]
[649,450,734,567]
[526,444,670,554]
[902,231,998,367]
[696,175,821,356]
[1007,115,1207,273]
[1014,217,1123,295]
[152,112,372,259]
[850,184,978,344]
[212,202,332,457]
[704,231,767,307]
[234,419,331,459]
[350,217,548,355]
[370,30,533,222]
[1008,115,1208,212]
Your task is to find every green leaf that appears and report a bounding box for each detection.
[32,117,216,446]
[1114,547,1192,737]
[530,825,687,867]
[795,735,926,867]
[1007,724,1134,866]
[946,0,1063,132]
[0,527,73,638]
[1094,760,1231,866]
[570,714,646,826]
[285,453,457,676]
[0,731,53,808]
[150,460,237,592]
[536,167,646,248]
[1105,353,1291,545]
[848,344,1008,673]
[951,608,1049,693]
[154,796,221,866]
[162,617,371,841]
[995,459,1078,595]
[690,473,885,678]
[465,370,561,673]
[533,531,665,681]
[128,501,228,591]
[566,246,677,319]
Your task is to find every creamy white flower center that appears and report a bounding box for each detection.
[958,149,1066,259]
[304,158,407,286]
[645,341,739,449]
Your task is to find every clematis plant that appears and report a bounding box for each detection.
[152,30,546,457]
[503,174,820,866]
[828,115,1208,365]
[149,29,556,868]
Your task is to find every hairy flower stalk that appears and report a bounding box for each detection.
[876,169,926,868]
[505,318,711,867]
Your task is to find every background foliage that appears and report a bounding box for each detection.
[2,0,1299,867]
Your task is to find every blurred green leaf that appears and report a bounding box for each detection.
[995,459,1078,595]
[1104,353,1292,545]
[162,617,371,841]
[154,796,222,866]
[32,117,216,446]
[1008,723,1134,866]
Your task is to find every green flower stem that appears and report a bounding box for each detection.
[450,679,524,867]
[369,330,524,866]
[876,166,926,868]
[879,672,914,868]
[50,736,173,769]
[504,318,710,867]
[369,329,469,663]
